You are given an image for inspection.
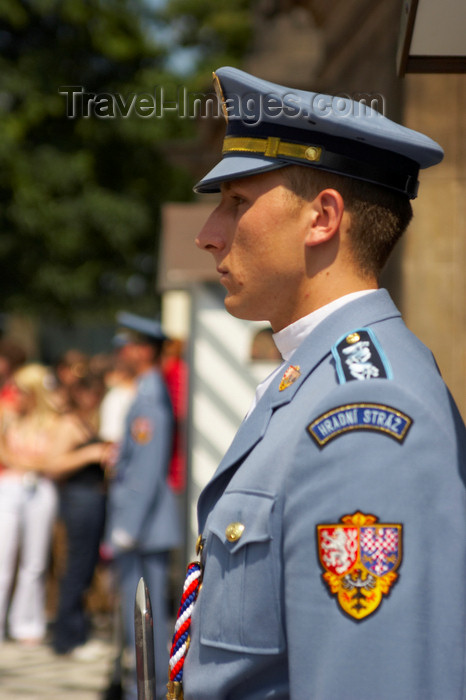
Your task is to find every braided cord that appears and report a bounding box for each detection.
[168,562,202,685]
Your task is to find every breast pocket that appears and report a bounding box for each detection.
[199,489,285,654]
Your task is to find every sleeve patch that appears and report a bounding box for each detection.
[332,328,392,384]
[316,511,403,621]
[307,403,413,447]
[131,416,154,444]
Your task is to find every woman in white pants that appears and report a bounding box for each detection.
[0,470,57,643]
[0,364,59,644]
[0,363,107,645]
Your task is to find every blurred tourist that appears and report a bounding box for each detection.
[0,339,27,421]
[0,363,108,647]
[53,349,89,411]
[99,354,136,444]
[161,339,188,493]
[52,370,109,658]
[0,363,59,645]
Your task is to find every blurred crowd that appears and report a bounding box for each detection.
[0,337,187,669]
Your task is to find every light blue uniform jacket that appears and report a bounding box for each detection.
[106,369,181,553]
[184,289,466,700]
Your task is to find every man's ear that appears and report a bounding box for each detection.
[304,189,345,247]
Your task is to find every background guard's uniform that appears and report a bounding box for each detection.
[184,290,466,699]
[107,367,181,700]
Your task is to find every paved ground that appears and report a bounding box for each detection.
[0,634,119,699]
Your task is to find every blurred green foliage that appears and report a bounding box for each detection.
[160,0,253,88]
[0,0,252,320]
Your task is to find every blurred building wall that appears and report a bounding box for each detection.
[402,74,466,416]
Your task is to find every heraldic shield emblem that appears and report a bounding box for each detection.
[317,511,402,621]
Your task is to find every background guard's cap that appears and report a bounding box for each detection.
[114,311,168,346]
[194,67,444,199]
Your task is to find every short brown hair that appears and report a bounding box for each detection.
[281,165,413,278]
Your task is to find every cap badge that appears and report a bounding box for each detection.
[213,71,228,122]
[279,364,301,391]
[317,511,402,621]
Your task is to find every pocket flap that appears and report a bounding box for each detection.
[209,490,275,553]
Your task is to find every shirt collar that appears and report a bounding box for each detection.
[273,290,377,361]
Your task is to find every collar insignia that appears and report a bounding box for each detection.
[279,364,301,391]
[317,511,402,621]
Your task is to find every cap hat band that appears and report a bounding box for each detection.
[221,135,419,198]
[223,135,322,162]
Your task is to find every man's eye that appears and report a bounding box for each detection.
[231,195,246,205]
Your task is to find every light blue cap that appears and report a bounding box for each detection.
[115,311,167,344]
[194,67,444,199]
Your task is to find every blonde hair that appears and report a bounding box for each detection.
[13,363,58,418]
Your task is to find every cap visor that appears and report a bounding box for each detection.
[194,155,288,193]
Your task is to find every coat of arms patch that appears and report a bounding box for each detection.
[317,511,402,621]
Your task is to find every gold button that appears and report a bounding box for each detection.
[195,534,203,556]
[304,146,320,161]
[225,522,245,543]
[346,332,361,344]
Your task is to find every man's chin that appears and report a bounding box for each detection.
[224,296,267,323]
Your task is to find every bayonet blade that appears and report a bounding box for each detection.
[135,577,156,700]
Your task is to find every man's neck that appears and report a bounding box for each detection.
[271,278,379,332]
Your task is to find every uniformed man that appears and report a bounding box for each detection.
[105,312,181,700]
[168,68,466,699]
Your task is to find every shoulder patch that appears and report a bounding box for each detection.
[307,403,412,447]
[332,328,392,384]
[317,511,403,621]
[131,416,154,444]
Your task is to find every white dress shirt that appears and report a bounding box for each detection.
[246,290,376,417]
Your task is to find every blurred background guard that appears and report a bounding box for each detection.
[105,312,182,700]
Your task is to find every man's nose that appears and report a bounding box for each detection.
[195,209,226,253]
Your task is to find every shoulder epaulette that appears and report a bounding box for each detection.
[332,327,392,384]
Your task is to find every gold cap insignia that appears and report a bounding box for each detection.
[213,71,228,122]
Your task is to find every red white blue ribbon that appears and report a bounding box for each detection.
[168,561,202,686]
